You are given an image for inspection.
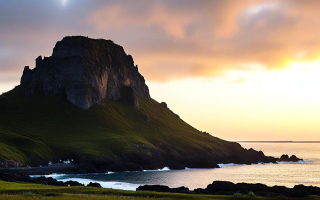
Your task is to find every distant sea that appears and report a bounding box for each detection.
[35,143,320,190]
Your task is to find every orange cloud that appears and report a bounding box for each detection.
[3,0,320,86]
[84,0,320,82]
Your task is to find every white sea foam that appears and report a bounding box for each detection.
[218,160,310,168]
[217,163,245,167]
[28,143,320,191]
[30,173,66,178]
[276,160,311,164]
[29,160,311,191]
[58,177,140,191]
[143,166,170,172]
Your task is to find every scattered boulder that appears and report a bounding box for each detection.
[279,154,302,162]
[172,186,190,193]
[87,182,102,188]
[64,180,84,186]
[137,185,171,192]
[138,181,314,198]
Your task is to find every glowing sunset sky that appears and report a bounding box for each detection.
[1,0,320,141]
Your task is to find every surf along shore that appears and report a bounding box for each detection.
[1,154,318,199]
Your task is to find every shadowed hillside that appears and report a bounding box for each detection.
[0,36,275,170]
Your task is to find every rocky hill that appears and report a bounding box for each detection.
[21,36,149,109]
[0,36,278,171]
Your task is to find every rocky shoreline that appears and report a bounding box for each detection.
[0,154,303,191]
[1,169,317,198]
[137,180,320,198]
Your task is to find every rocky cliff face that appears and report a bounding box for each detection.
[21,36,150,109]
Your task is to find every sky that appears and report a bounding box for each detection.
[1,0,320,141]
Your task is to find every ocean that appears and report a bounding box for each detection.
[36,142,320,191]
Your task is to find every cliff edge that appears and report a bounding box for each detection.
[21,36,150,109]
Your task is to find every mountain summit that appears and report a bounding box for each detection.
[0,36,277,170]
[21,36,149,109]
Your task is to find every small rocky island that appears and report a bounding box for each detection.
[0,36,303,172]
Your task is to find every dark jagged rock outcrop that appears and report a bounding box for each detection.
[21,36,150,109]
[0,172,83,187]
[279,154,303,162]
[137,180,320,198]
[87,182,102,188]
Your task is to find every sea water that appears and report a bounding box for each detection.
[37,143,320,190]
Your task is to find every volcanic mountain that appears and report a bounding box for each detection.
[0,36,276,170]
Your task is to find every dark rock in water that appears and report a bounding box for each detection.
[87,182,102,188]
[289,155,302,161]
[21,36,150,109]
[280,154,289,161]
[279,154,302,162]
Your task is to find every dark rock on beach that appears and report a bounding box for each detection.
[87,182,102,188]
[0,172,83,187]
[279,154,303,162]
[137,180,320,198]
[137,185,191,193]
[64,180,84,186]
[137,185,172,193]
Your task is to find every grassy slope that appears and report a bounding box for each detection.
[0,180,289,199]
[0,85,243,166]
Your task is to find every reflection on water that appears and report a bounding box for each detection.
[40,143,320,190]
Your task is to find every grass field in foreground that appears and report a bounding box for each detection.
[0,180,232,200]
[1,180,319,200]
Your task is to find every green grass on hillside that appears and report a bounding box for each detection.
[0,85,243,166]
[0,180,232,199]
[0,180,295,200]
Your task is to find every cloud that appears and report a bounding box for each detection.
[2,0,320,87]
[84,0,320,81]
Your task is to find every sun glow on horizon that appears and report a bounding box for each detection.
[148,59,320,141]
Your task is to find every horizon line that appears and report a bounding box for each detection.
[236,141,320,143]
